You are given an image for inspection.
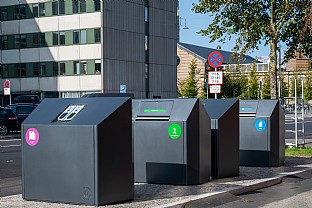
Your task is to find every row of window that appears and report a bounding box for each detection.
[1,59,101,78]
[1,0,101,21]
[1,28,101,50]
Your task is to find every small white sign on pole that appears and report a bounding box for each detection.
[3,79,10,95]
[209,85,221,94]
[208,71,223,85]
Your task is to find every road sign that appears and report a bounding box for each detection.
[4,79,10,95]
[208,71,223,84]
[120,85,126,93]
[208,51,223,68]
[209,85,221,94]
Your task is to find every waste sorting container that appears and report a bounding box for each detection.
[22,97,133,205]
[201,99,239,179]
[132,98,211,185]
[239,100,285,167]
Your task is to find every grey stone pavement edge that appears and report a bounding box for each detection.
[1,156,312,208]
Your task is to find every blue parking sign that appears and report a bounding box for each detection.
[120,85,126,93]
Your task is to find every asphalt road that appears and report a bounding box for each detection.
[0,135,22,197]
[285,114,312,146]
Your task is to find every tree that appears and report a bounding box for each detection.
[193,0,312,99]
[221,67,248,98]
[247,64,259,99]
[304,64,312,101]
[178,58,200,98]
[262,73,271,99]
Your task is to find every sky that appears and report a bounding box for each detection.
[178,0,282,59]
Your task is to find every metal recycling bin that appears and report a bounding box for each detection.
[201,99,239,179]
[133,98,211,185]
[239,100,285,167]
[22,97,133,206]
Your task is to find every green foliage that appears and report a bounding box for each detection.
[192,0,312,99]
[262,73,271,99]
[178,58,200,98]
[221,67,248,99]
[286,147,312,157]
[280,76,289,98]
[304,68,312,101]
[247,64,259,99]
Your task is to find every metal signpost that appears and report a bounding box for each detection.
[208,51,223,99]
[3,79,11,105]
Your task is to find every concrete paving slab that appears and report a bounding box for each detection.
[0,156,312,208]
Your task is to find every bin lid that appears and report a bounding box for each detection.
[201,99,238,119]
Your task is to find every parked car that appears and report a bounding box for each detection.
[6,103,38,130]
[12,95,40,104]
[0,107,18,135]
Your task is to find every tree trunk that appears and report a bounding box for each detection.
[269,39,277,99]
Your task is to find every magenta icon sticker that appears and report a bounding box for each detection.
[25,128,40,146]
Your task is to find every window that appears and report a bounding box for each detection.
[21,64,26,77]
[40,63,46,76]
[1,7,8,21]
[80,29,87,44]
[59,32,66,45]
[94,0,101,11]
[80,0,86,13]
[1,65,8,78]
[94,28,101,43]
[145,35,148,50]
[14,35,21,49]
[53,32,59,45]
[2,36,8,50]
[39,3,45,16]
[33,63,39,77]
[52,0,59,15]
[73,61,80,75]
[33,33,40,47]
[59,0,65,15]
[144,6,148,22]
[32,4,39,17]
[81,61,87,74]
[60,62,65,75]
[14,64,21,77]
[73,31,79,44]
[13,6,20,20]
[53,62,58,76]
[40,33,46,47]
[73,0,79,14]
[20,35,27,48]
[95,60,101,74]
[20,5,26,19]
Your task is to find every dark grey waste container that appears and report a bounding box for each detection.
[22,97,133,206]
[201,99,239,179]
[133,98,211,185]
[239,100,285,167]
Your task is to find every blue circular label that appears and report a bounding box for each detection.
[255,119,266,131]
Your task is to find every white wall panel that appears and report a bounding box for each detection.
[0,0,19,6]
[20,48,40,62]
[59,15,80,31]
[79,44,102,60]
[39,77,58,91]
[79,13,102,29]
[2,50,20,64]
[37,17,59,32]
[20,19,40,34]
[58,75,101,91]
[20,77,40,91]
[2,21,20,35]
[58,46,79,61]
[39,47,58,62]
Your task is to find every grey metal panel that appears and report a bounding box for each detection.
[202,99,238,120]
[149,64,177,98]
[256,100,278,116]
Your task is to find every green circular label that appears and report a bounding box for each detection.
[168,124,182,139]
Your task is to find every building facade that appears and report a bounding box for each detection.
[286,51,312,71]
[0,0,178,102]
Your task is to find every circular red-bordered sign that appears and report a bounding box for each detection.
[4,80,10,88]
[208,51,223,68]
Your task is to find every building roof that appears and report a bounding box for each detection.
[178,42,259,64]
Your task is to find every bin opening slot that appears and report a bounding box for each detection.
[55,104,86,122]
[240,101,258,114]
[239,113,256,117]
[137,101,174,118]
[136,116,170,121]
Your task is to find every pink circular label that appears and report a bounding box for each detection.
[25,128,40,146]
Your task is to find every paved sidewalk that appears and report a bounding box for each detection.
[1,157,312,208]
